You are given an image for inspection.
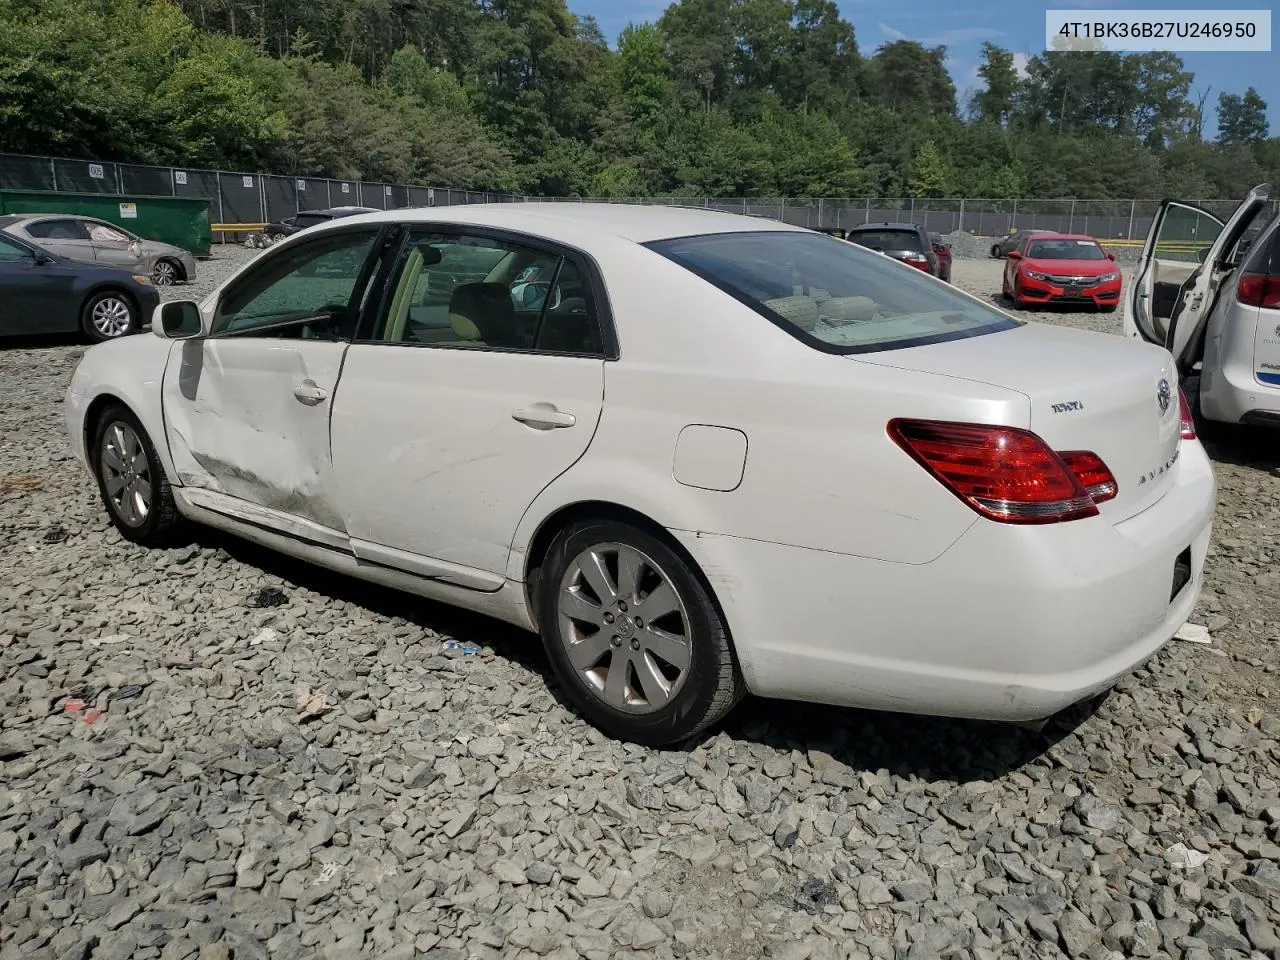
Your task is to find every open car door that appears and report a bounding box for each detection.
[1128,185,1272,372]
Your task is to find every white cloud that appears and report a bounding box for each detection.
[1012,52,1030,78]
[879,22,909,41]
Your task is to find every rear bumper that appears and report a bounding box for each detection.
[1200,353,1280,424]
[675,439,1216,722]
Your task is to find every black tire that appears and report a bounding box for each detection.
[1100,304,1118,313]
[90,404,183,546]
[81,290,139,343]
[537,520,743,745]
[991,245,1001,258]
[152,258,183,286]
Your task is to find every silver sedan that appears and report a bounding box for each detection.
[0,214,197,285]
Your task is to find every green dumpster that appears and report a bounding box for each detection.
[0,190,212,257]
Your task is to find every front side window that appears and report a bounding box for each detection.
[1025,238,1106,261]
[26,219,87,240]
[87,222,132,243]
[212,229,379,337]
[649,230,1019,354]
[0,237,32,262]
[372,231,601,354]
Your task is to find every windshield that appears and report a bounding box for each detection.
[1026,238,1106,261]
[848,229,923,253]
[648,230,1020,354]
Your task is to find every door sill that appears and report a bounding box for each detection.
[350,539,504,592]
[176,487,350,553]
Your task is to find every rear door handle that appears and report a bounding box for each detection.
[512,405,576,429]
[293,380,328,405]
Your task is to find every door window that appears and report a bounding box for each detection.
[0,237,32,261]
[371,232,602,354]
[25,219,89,240]
[87,222,132,243]
[1156,205,1223,264]
[212,229,380,338]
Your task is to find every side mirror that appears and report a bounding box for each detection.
[34,252,54,266]
[153,300,203,339]
[1106,252,1116,261]
[1195,247,1209,264]
[1007,250,1022,260]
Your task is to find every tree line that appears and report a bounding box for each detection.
[0,0,1276,200]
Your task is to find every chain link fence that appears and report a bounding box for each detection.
[0,151,1263,244]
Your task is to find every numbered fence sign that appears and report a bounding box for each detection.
[174,171,188,185]
[341,183,350,194]
[297,180,306,191]
[242,175,254,188]
[88,163,104,180]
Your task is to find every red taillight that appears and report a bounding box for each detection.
[1237,272,1280,308]
[1178,387,1196,440]
[902,253,930,270]
[1058,450,1118,503]
[888,419,1099,524]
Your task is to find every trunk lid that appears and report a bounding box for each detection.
[856,322,1183,522]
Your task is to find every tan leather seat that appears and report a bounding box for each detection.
[449,282,517,346]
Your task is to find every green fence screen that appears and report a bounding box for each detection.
[0,190,212,256]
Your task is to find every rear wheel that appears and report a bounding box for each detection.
[991,245,1002,258]
[537,520,742,745]
[90,405,182,545]
[81,291,138,342]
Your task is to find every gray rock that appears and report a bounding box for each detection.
[632,919,668,950]
[1193,918,1249,953]
[643,891,674,919]
[82,860,115,896]
[60,840,109,871]
[891,880,932,903]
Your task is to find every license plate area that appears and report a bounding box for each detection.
[1171,545,1192,602]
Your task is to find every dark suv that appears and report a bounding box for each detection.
[265,206,380,239]
[846,223,950,282]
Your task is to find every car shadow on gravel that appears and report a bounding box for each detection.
[720,693,1105,783]
[0,333,87,350]
[192,525,1096,782]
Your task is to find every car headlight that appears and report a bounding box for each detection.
[132,275,153,286]
[1025,270,1050,281]
[1098,272,1120,283]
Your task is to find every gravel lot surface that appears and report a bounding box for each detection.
[2,246,1280,960]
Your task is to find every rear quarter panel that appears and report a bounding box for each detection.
[509,240,1029,579]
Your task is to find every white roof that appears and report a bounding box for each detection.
[343,202,808,244]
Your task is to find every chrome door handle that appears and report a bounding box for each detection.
[293,380,328,405]
[512,405,576,429]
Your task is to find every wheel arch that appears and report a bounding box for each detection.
[520,499,732,641]
[82,284,142,326]
[154,256,186,281]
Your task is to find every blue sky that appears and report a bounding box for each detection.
[567,0,1279,135]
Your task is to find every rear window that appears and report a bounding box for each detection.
[648,230,1020,354]
[847,229,923,253]
[1025,238,1105,260]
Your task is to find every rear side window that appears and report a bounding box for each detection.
[648,230,1020,354]
[848,229,923,253]
[26,219,87,240]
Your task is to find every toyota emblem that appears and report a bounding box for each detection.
[1157,378,1172,415]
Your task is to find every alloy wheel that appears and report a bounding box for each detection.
[99,421,151,527]
[152,260,178,285]
[557,542,692,713]
[91,297,134,338]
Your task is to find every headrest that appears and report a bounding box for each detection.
[450,282,515,343]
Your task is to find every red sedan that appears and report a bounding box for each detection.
[1002,234,1122,311]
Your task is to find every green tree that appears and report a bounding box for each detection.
[617,23,674,126]
[1218,88,1269,145]
[909,140,949,197]
[974,43,1017,126]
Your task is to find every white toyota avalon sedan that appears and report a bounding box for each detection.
[64,203,1216,745]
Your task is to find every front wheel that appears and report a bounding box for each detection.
[151,258,181,286]
[90,405,182,545]
[82,291,139,342]
[537,521,743,745]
